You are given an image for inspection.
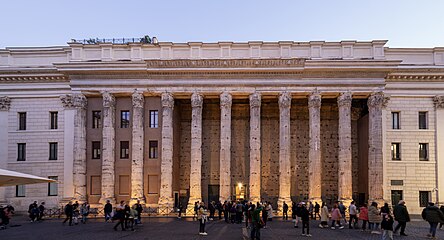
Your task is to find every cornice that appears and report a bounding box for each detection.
[0,74,68,83]
[386,74,444,82]
[145,58,305,68]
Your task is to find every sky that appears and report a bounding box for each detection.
[1,0,443,48]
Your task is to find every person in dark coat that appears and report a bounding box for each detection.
[282,201,288,220]
[314,202,320,220]
[300,202,311,237]
[393,200,410,236]
[62,201,73,226]
[37,202,45,221]
[439,205,444,230]
[104,200,113,222]
[381,214,394,240]
[421,202,444,239]
[28,201,38,222]
[134,200,143,223]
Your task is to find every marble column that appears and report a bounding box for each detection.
[249,92,261,203]
[308,90,322,203]
[158,92,174,209]
[188,92,203,211]
[337,92,353,205]
[219,92,232,202]
[130,91,145,205]
[99,92,116,204]
[277,92,292,214]
[367,92,387,204]
[0,96,11,205]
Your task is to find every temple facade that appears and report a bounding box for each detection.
[1,40,444,214]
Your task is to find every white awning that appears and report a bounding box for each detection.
[0,168,56,187]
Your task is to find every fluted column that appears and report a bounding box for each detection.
[338,92,353,205]
[219,92,232,202]
[158,92,174,209]
[308,90,322,203]
[367,92,387,204]
[188,92,203,211]
[99,92,116,204]
[0,97,11,204]
[130,91,145,205]
[249,92,261,203]
[277,92,292,214]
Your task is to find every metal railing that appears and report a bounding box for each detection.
[43,206,188,218]
[70,36,157,45]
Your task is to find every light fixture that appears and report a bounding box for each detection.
[238,182,243,188]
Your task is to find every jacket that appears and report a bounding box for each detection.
[197,206,207,220]
[300,207,310,221]
[368,205,382,223]
[320,206,329,221]
[381,215,394,231]
[421,206,444,223]
[393,204,410,222]
[359,207,368,220]
[331,208,341,220]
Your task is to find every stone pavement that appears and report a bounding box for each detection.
[1,216,443,240]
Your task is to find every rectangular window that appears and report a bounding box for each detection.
[49,142,58,160]
[391,190,403,206]
[120,110,130,128]
[92,141,101,159]
[419,111,428,129]
[16,185,25,197]
[17,143,26,161]
[419,191,431,207]
[90,176,101,195]
[419,143,429,161]
[148,175,159,194]
[48,176,58,196]
[149,141,158,159]
[390,180,404,186]
[149,110,159,128]
[119,175,130,195]
[391,143,401,160]
[92,111,102,128]
[120,141,129,159]
[50,112,58,129]
[18,112,26,130]
[392,112,400,129]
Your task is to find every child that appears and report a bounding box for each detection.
[381,214,394,240]
[359,203,369,231]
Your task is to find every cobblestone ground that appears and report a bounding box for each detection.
[1,216,443,240]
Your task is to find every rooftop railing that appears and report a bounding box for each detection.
[70,36,158,45]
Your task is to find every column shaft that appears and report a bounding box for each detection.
[308,90,322,203]
[100,92,116,204]
[277,92,292,213]
[219,92,232,202]
[130,91,145,204]
[0,97,11,204]
[188,93,203,210]
[338,92,353,204]
[249,92,261,203]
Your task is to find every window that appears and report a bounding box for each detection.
[119,175,130,195]
[419,143,429,161]
[16,185,25,197]
[391,143,401,160]
[148,175,159,194]
[92,111,102,128]
[120,141,129,159]
[17,143,26,161]
[419,112,428,129]
[392,112,400,129]
[90,176,101,195]
[49,142,58,160]
[92,141,101,159]
[419,191,431,207]
[50,112,58,129]
[391,180,404,186]
[121,110,130,128]
[48,176,58,196]
[18,112,26,130]
[391,190,403,206]
[149,110,159,128]
[149,141,158,159]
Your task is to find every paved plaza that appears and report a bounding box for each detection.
[1,215,443,240]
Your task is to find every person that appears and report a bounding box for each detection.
[330,203,344,229]
[338,201,347,224]
[246,202,254,228]
[216,201,223,220]
[177,201,183,219]
[72,201,80,225]
[37,202,45,221]
[368,202,381,234]
[381,214,394,240]
[128,205,138,231]
[80,202,90,224]
[421,202,444,239]
[314,202,320,220]
[381,202,391,216]
[62,201,73,226]
[266,202,273,222]
[251,202,263,240]
[28,201,38,222]
[0,205,15,229]
[291,201,297,221]
[209,201,215,221]
[193,201,199,221]
[262,202,268,228]
[319,202,329,228]
[223,201,229,223]
[134,200,143,224]
[300,202,312,237]
[359,203,369,231]
[348,201,358,229]
[294,202,302,228]
[308,202,314,220]
[236,201,243,224]
[104,200,113,222]
[197,201,208,236]
[113,201,126,231]
[282,201,288,220]
[393,200,410,236]
[124,203,131,229]
[440,204,444,229]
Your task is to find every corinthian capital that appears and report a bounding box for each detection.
[102,92,115,108]
[278,92,292,109]
[132,91,144,108]
[0,96,11,111]
[60,94,87,109]
[308,90,321,108]
[433,96,444,109]
[249,92,261,109]
[337,92,352,108]
[220,92,232,109]
[191,92,203,108]
[368,92,389,109]
[161,92,174,109]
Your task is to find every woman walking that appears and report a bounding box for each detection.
[359,203,369,231]
[319,202,329,228]
[368,202,382,234]
[330,203,344,229]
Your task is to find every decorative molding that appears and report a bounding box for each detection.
[191,92,203,108]
[146,58,305,69]
[102,91,115,108]
[278,92,292,109]
[132,91,144,108]
[0,96,11,111]
[249,92,261,108]
[60,94,87,109]
[351,107,362,121]
[337,91,353,108]
[386,74,444,82]
[367,92,389,109]
[308,89,321,108]
[433,96,444,109]
[0,75,68,83]
[161,92,174,109]
[220,92,232,109]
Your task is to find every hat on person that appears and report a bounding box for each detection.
[398,200,405,205]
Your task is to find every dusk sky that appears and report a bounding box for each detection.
[1,0,443,48]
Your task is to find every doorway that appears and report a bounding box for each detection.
[208,185,220,204]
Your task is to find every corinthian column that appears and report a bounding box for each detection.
[249,92,261,203]
[219,92,232,202]
[367,92,388,204]
[277,92,292,214]
[188,92,203,212]
[337,92,353,205]
[308,90,322,203]
[158,92,174,209]
[130,91,145,205]
[99,92,116,204]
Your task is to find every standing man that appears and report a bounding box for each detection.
[393,200,410,236]
[37,202,45,221]
[421,202,444,239]
[104,200,113,222]
[300,202,312,237]
[134,200,143,224]
[113,201,126,231]
[348,201,358,229]
[314,202,320,220]
[28,201,38,222]
[251,202,263,240]
[338,201,347,224]
[282,201,288,220]
[62,201,73,226]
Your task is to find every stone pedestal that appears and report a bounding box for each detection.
[277,92,292,214]
[158,93,175,210]
[338,92,353,206]
[130,91,145,205]
[308,90,322,203]
[99,92,116,205]
[187,93,203,212]
[219,92,232,202]
[249,92,261,203]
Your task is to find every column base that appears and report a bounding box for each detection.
[308,197,323,206]
[157,197,174,215]
[129,197,146,206]
[187,197,202,216]
[277,197,291,216]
